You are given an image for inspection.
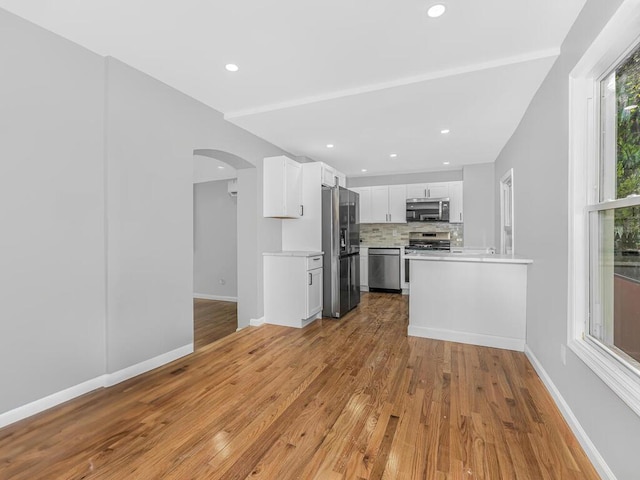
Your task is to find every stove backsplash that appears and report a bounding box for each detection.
[360,222,463,247]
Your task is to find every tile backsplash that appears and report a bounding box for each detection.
[360,222,463,247]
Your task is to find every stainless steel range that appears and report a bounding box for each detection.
[404,232,451,282]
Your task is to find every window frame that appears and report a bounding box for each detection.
[568,0,640,418]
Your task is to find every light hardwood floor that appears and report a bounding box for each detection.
[0,293,599,479]
[194,298,238,350]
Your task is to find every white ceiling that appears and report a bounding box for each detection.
[0,0,586,176]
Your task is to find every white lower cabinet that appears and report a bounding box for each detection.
[264,252,323,328]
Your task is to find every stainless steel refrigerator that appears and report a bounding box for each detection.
[322,186,360,318]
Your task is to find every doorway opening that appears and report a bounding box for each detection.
[192,151,239,350]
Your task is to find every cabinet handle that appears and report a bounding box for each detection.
[389,214,392,222]
[299,205,304,216]
[460,212,462,221]
[427,188,430,198]
[309,272,312,285]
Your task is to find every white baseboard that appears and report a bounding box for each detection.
[193,293,237,302]
[408,325,525,352]
[104,343,193,387]
[0,343,193,429]
[249,316,265,327]
[524,345,615,480]
[0,376,106,429]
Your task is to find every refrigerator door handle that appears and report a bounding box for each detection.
[309,272,312,285]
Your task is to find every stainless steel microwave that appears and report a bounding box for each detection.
[406,198,450,222]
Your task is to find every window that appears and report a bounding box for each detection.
[589,44,640,369]
[569,0,640,417]
[500,169,514,255]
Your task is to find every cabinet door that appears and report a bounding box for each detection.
[284,159,302,217]
[406,183,427,199]
[307,267,323,317]
[449,181,463,223]
[352,187,372,223]
[336,172,346,188]
[370,186,390,223]
[263,156,302,218]
[427,183,449,199]
[321,164,337,187]
[388,185,407,223]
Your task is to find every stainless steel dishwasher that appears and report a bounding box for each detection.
[368,248,401,292]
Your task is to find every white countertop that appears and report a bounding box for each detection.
[263,251,323,257]
[405,251,532,264]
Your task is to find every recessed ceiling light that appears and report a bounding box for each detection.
[225,63,239,72]
[440,129,450,134]
[443,162,450,165]
[361,169,367,172]
[218,166,225,169]
[427,4,446,18]
[390,153,398,158]
[326,144,334,148]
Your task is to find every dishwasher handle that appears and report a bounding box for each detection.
[368,248,401,256]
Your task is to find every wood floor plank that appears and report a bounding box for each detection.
[0,293,601,480]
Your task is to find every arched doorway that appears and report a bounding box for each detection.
[191,149,255,349]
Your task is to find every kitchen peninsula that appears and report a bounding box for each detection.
[406,252,532,351]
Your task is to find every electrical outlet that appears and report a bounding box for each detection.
[560,344,567,366]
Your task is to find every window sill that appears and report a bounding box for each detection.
[568,337,640,417]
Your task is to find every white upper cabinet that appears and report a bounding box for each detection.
[405,182,449,199]
[352,187,373,223]
[448,181,463,223]
[370,186,389,223]
[406,183,428,198]
[356,185,406,224]
[427,183,449,199]
[263,156,302,218]
[320,162,347,188]
[388,185,407,223]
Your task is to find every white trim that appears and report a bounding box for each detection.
[103,343,193,387]
[0,376,106,429]
[524,346,616,480]
[408,325,525,352]
[0,343,194,429]
[249,316,265,327]
[193,293,238,302]
[225,48,560,119]
[568,0,640,418]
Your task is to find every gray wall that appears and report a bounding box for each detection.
[193,181,238,299]
[347,169,462,188]
[105,56,287,370]
[494,0,640,478]
[0,9,107,413]
[0,8,288,416]
[462,163,495,248]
